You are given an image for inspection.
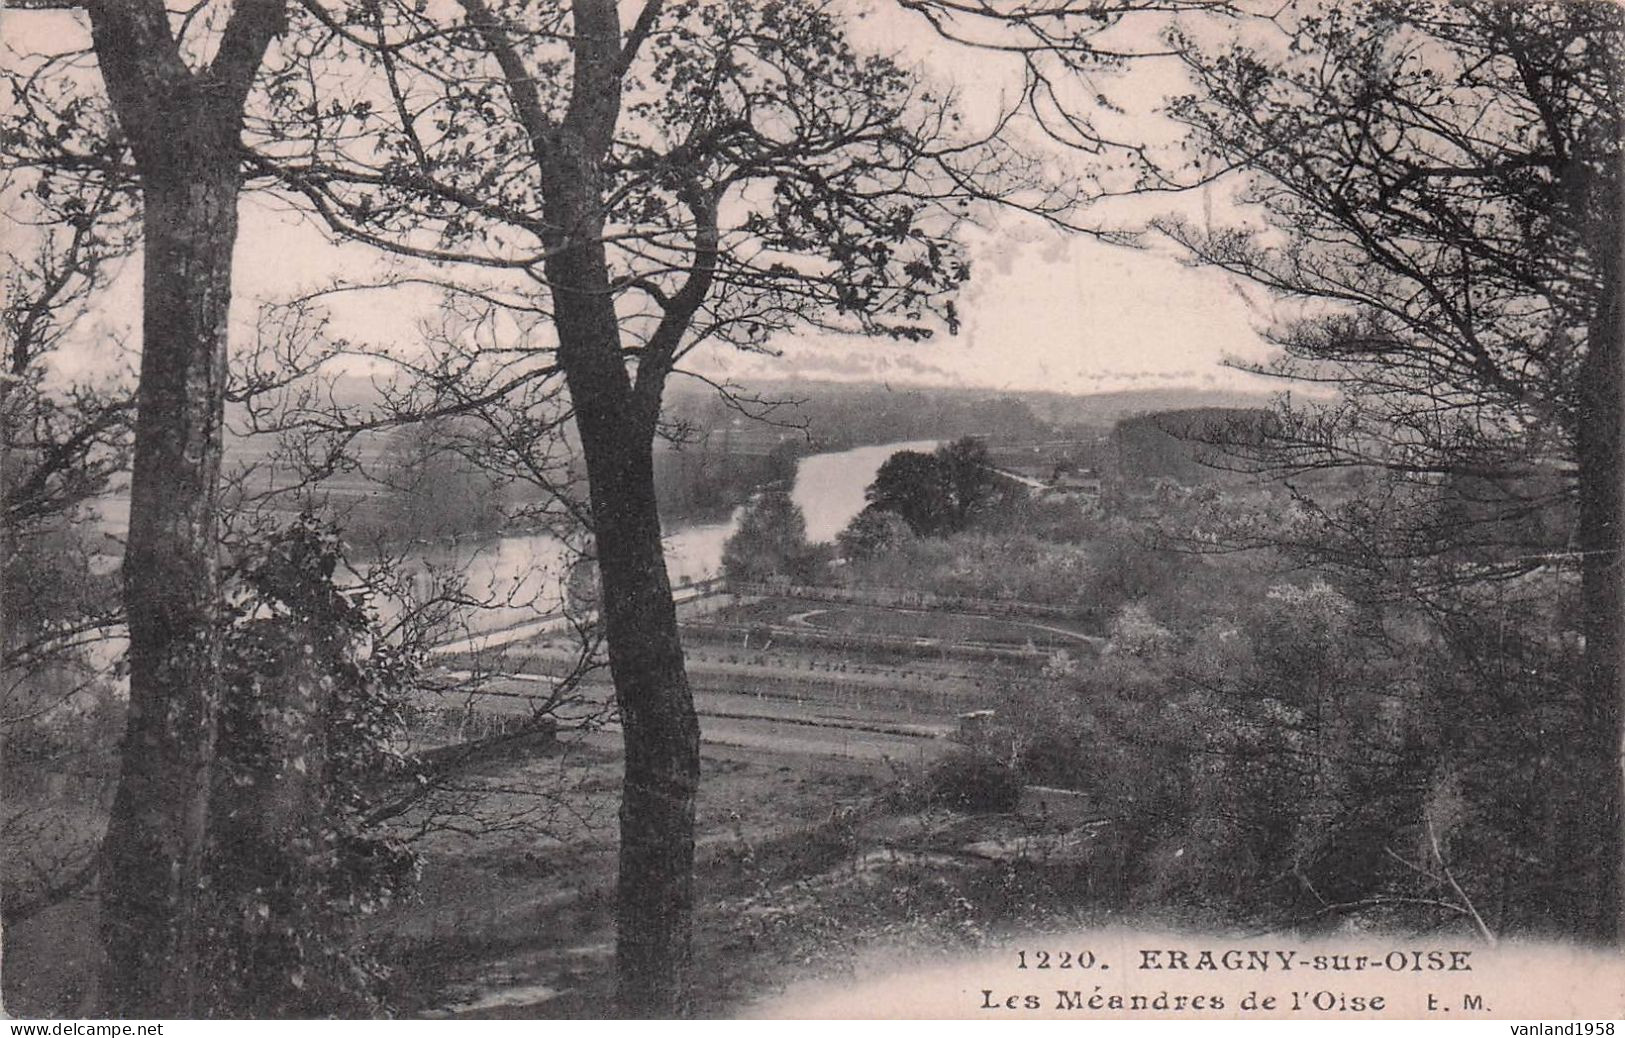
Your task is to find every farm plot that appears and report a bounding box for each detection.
[714,596,1098,650]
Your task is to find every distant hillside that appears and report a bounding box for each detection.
[661,378,1046,449]
[1020,387,1283,428]
[1113,407,1279,482]
[670,378,1285,444]
[246,372,1285,454]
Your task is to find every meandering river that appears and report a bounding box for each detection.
[83,438,935,667]
[395,439,937,635]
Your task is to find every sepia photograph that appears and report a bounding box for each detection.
[1,0,1622,1024]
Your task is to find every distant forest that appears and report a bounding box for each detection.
[240,378,1278,541]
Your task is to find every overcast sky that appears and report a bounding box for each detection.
[3,1,1287,399]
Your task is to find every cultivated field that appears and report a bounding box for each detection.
[717,597,1098,648]
[369,586,1096,1015]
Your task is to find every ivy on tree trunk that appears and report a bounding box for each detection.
[83,0,285,1015]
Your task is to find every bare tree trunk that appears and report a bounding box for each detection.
[513,0,700,1009]
[452,0,701,1009]
[575,391,699,1017]
[547,233,700,1016]
[83,1,285,1013]
[1572,152,1623,942]
[99,145,241,1019]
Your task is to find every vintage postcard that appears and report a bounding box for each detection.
[2,0,1621,1025]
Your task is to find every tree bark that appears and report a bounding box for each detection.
[1574,312,1622,945]
[1570,132,1624,942]
[477,0,701,1011]
[84,1,284,1014]
[572,373,699,1017]
[545,208,700,1017]
[100,132,242,1021]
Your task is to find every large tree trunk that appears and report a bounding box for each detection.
[461,0,700,1010]
[576,391,700,1017]
[97,110,243,1019]
[101,162,240,1017]
[82,3,283,1013]
[531,0,700,1005]
[548,235,701,1016]
[1572,154,1623,943]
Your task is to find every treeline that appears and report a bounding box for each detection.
[722,437,1109,611]
[1111,408,1276,483]
[653,439,802,523]
[662,381,1055,450]
[269,419,802,548]
[272,389,1288,547]
[253,380,1054,548]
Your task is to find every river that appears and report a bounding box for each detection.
[398,439,938,636]
[79,438,934,669]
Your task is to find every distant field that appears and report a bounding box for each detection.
[715,597,1097,649]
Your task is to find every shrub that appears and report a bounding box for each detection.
[198,515,420,1017]
[722,490,831,585]
[836,507,914,561]
[925,751,1021,813]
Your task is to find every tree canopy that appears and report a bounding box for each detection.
[1160,0,1623,941]
[720,489,824,586]
[865,436,1002,536]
